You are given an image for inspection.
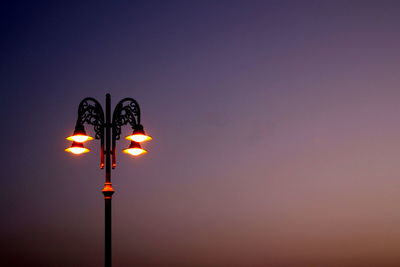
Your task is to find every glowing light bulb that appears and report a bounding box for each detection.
[123,141,148,156]
[125,133,152,143]
[65,142,90,155]
[66,125,93,143]
[125,124,152,143]
[123,147,147,156]
[66,134,93,143]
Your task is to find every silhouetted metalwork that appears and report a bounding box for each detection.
[68,93,149,267]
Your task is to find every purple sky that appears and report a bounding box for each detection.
[2,1,400,266]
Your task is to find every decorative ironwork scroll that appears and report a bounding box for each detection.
[112,98,141,140]
[111,98,141,169]
[77,97,105,140]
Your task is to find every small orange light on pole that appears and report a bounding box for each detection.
[125,124,152,143]
[65,141,90,155]
[122,141,147,156]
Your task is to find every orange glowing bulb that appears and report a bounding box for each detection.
[123,141,148,156]
[66,126,93,143]
[65,142,90,155]
[66,134,94,143]
[125,125,152,143]
[125,133,152,143]
[123,147,148,156]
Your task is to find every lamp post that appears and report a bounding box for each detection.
[65,93,152,267]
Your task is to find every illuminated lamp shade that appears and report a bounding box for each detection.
[66,125,93,143]
[123,141,148,156]
[125,124,152,143]
[65,141,90,155]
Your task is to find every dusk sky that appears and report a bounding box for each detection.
[3,1,400,266]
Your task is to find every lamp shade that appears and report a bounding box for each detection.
[123,141,147,156]
[65,141,90,155]
[125,124,152,143]
[66,125,93,143]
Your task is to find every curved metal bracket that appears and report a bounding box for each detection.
[77,97,105,139]
[111,98,141,168]
[112,98,141,140]
[76,97,105,168]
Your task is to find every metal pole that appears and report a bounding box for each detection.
[104,197,112,267]
[102,93,114,267]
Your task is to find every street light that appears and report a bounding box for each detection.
[64,141,90,154]
[66,124,94,142]
[64,93,151,267]
[125,124,152,143]
[123,141,148,156]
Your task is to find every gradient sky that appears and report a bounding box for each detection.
[2,1,400,266]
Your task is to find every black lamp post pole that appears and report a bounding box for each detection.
[70,93,145,267]
[102,94,114,267]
